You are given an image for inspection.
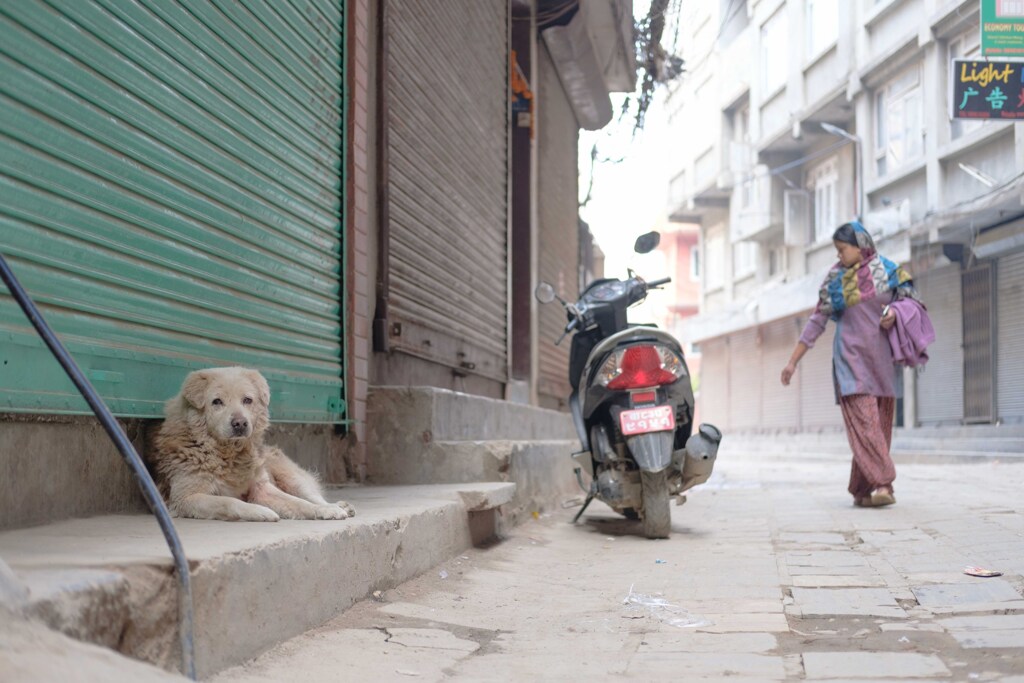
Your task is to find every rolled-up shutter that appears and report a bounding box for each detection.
[728,329,761,430]
[997,251,1024,422]
[0,1,345,421]
[384,0,508,383]
[697,337,729,429]
[916,265,963,426]
[800,320,843,429]
[760,318,800,430]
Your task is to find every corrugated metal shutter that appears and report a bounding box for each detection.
[537,43,578,404]
[728,329,760,430]
[697,338,729,429]
[800,320,843,429]
[916,265,963,426]
[761,318,800,430]
[962,264,994,423]
[384,0,508,382]
[997,251,1024,422]
[0,1,346,422]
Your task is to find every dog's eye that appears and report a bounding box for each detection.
[211,398,223,406]
[242,397,253,405]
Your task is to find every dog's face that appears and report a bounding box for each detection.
[179,367,271,442]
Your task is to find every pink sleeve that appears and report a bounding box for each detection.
[799,309,829,348]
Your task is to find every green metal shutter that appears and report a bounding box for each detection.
[0,0,346,422]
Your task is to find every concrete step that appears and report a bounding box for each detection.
[0,482,514,679]
[367,387,582,518]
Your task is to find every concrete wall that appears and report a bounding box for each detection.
[0,416,340,531]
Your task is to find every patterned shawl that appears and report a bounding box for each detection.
[816,221,917,321]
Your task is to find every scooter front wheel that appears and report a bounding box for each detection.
[640,469,671,539]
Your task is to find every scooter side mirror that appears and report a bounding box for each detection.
[633,231,661,254]
[534,282,557,304]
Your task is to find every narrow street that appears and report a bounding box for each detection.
[213,455,1024,682]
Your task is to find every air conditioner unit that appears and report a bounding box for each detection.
[783,189,810,246]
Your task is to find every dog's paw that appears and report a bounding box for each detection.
[335,500,356,517]
[242,506,281,522]
[314,504,350,520]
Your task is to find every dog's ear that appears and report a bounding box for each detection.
[180,370,210,409]
[246,370,271,407]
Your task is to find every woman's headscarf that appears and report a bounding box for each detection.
[816,220,917,320]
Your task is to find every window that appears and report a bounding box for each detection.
[705,233,725,289]
[690,247,701,281]
[806,0,838,59]
[874,66,923,177]
[810,158,839,242]
[768,245,786,276]
[733,241,759,278]
[760,9,788,95]
[950,30,983,140]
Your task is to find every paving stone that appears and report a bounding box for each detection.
[938,614,1024,648]
[625,652,787,680]
[789,587,906,618]
[803,652,951,679]
[779,532,847,545]
[791,575,887,588]
[786,551,870,568]
[911,580,1022,607]
[636,631,777,653]
[695,612,790,633]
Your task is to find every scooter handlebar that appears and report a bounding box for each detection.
[645,277,671,288]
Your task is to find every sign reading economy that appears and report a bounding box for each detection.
[951,58,1024,119]
[981,0,1024,56]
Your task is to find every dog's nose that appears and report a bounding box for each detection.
[230,416,249,435]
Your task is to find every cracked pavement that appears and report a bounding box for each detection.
[212,455,1024,681]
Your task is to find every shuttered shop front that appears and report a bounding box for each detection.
[697,338,728,429]
[799,321,843,429]
[728,329,761,430]
[384,1,508,383]
[916,265,963,426]
[760,318,799,430]
[0,1,346,421]
[997,251,1024,423]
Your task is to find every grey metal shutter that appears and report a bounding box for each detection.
[799,320,843,429]
[0,1,346,421]
[916,265,963,426]
[997,251,1024,422]
[537,42,579,405]
[760,318,800,430]
[697,338,729,429]
[728,329,761,430]
[384,0,508,382]
[962,264,995,423]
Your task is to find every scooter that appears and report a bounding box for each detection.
[535,231,722,539]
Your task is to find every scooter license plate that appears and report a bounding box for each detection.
[619,405,675,436]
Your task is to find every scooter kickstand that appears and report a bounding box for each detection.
[572,493,595,524]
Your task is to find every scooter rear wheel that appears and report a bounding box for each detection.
[640,469,671,539]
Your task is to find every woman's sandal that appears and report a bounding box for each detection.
[869,487,896,507]
[854,487,896,508]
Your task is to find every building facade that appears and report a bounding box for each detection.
[0,0,633,528]
[666,0,1024,433]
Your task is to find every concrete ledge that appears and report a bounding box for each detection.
[0,482,514,679]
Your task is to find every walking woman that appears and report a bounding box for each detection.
[781,221,920,508]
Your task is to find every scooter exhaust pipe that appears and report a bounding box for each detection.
[680,423,722,487]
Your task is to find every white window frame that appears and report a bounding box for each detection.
[806,0,838,60]
[949,30,983,141]
[810,157,839,243]
[760,8,788,96]
[705,233,725,290]
[874,65,924,177]
[689,246,701,281]
[733,240,758,279]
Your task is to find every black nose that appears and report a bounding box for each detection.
[231,417,249,435]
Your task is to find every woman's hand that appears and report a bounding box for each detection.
[781,363,796,386]
[880,307,896,330]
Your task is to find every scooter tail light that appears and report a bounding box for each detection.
[601,345,685,391]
